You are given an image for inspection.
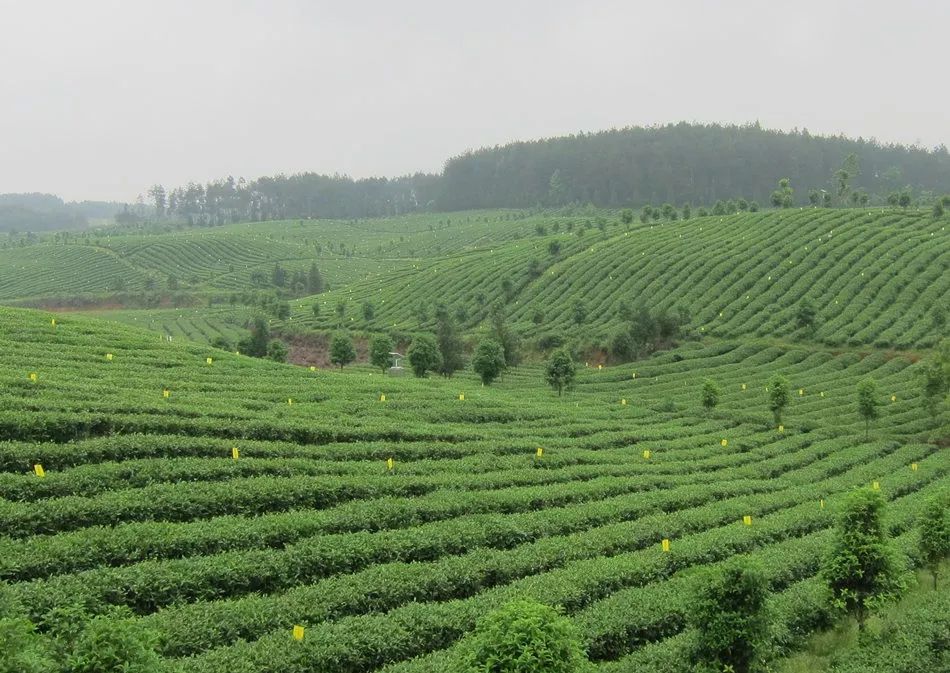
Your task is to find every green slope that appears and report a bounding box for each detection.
[0,307,945,672]
[297,208,949,349]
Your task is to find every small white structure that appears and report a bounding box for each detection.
[388,351,405,375]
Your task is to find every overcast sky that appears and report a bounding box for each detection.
[1,0,947,202]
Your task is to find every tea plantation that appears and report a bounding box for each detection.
[0,305,946,672]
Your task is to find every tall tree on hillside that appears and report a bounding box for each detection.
[490,303,521,368]
[330,333,355,369]
[147,185,166,217]
[472,338,506,386]
[407,334,442,377]
[545,348,576,397]
[856,378,880,440]
[369,334,394,372]
[237,316,270,357]
[823,488,904,631]
[689,559,770,673]
[768,374,790,426]
[701,379,720,413]
[435,304,464,376]
[307,263,324,294]
[918,493,949,589]
[770,178,794,208]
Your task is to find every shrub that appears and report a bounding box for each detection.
[823,488,905,631]
[457,599,589,673]
[472,339,506,385]
[689,558,769,673]
[407,334,443,378]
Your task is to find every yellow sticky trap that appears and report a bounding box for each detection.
[292,625,304,641]
[163,389,170,398]
[386,457,394,471]
[206,357,213,365]
[106,353,114,361]
[721,439,728,447]
[232,447,240,460]
[741,383,746,391]
[598,364,603,370]
[911,463,918,472]
[872,481,880,490]
[820,499,825,509]
[820,391,825,398]
[51,318,56,327]
[891,395,896,402]
[621,398,627,406]
[33,464,45,478]
[661,538,670,552]
[379,394,386,402]
[459,393,465,401]
[743,515,752,526]
[288,398,293,405]
[309,366,316,371]
[536,447,544,458]
[778,425,784,433]
[632,372,636,379]
[29,372,37,383]
[643,450,651,459]
[799,389,804,396]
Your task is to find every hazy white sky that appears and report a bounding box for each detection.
[1,0,947,202]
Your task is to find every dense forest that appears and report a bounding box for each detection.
[438,122,950,210]
[0,193,125,233]
[147,123,949,225]
[8,123,950,231]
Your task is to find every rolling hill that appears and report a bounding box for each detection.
[0,306,945,672]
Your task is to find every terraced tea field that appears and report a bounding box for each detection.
[298,208,949,349]
[1,308,945,672]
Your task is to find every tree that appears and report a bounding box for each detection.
[898,191,912,208]
[640,205,653,223]
[921,338,949,420]
[548,240,562,256]
[572,300,588,325]
[237,316,270,357]
[823,488,904,631]
[370,334,394,372]
[311,303,321,318]
[620,208,633,224]
[361,301,375,322]
[266,340,288,363]
[701,378,720,413]
[407,334,442,377]
[934,201,945,219]
[472,338,506,385]
[856,378,880,440]
[307,263,324,294]
[335,301,347,323]
[682,203,691,219]
[768,374,790,426]
[770,178,794,208]
[147,185,166,218]
[329,333,355,369]
[918,493,948,589]
[688,559,769,673]
[796,299,817,332]
[545,348,576,396]
[490,304,521,368]
[276,301,291,320]
[271,263,287,288]
[547,169,567,206]
[435,305,464,376]
[457,599,588,673]
[67,616,161,673]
